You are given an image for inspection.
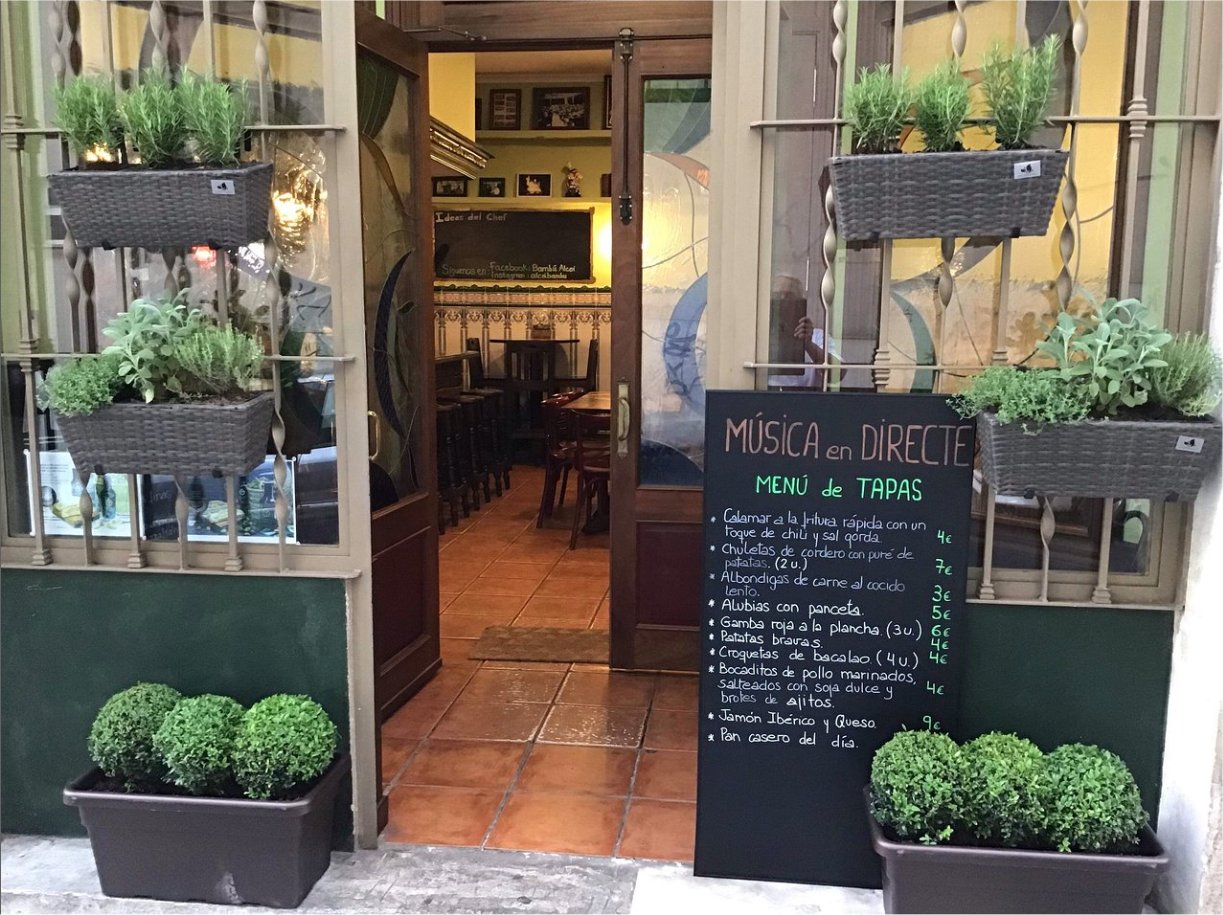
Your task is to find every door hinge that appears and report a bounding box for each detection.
[617,27,635,63]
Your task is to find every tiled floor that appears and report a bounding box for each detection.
[381,465,698,863]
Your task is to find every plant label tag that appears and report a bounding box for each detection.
[1013,160,1041,180]
[1175,435,1204,454]
[210,179,236,196]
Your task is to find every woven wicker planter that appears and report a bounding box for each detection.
[57,393,274,478]
[49,161,273,249]
[978,411,1222,500]
[829,148,1068,241]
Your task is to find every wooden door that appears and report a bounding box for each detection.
[609,38,711,670]
[355,11,440,775]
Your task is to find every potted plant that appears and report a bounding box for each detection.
[64,683,349,908]
[40,293,274,478]
[49,70,272,249]
[867,730,1168,914]
[951,297,1222,500]
[830,37,1069,240]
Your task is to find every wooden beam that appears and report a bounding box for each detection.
[428,1,713,46]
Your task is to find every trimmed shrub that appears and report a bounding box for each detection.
[232,695,337,800]
[152,694,245,795]
[870,730,963,845]
[960,732,1049,847]
[87,683,183,789]
[1043,744,1147,853]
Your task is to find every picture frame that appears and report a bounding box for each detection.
[603,75,613,130]
[517,173,552,197]
[600,173,612,197]
[532,86,591,130]
[478,177,507,198]
[489,89,521,130]
[475,96,482,131]
[432,177,469,198]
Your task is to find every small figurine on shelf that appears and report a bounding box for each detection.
[562,162,583,198]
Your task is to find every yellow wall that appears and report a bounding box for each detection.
[430,53,476,140]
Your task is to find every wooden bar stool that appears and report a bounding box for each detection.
[435,402,465,527]
[569,412,611,550]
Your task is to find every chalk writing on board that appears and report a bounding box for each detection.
[696,391,974,888]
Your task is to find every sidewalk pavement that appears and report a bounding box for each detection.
[2,835,883,914]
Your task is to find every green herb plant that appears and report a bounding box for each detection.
[152,694,245,795]
[54,75,124,163]
[1036,297,1172,415]
[101,292,206,402]
[913,61,972,152]
[960,732,1050,847]
[179,72,247,166]
[1043,744,1147,853]
[232,695,337,800]
[172,325,263,397]
[120,68,187,167]
[37,353,124,417]
[870,729,963,845]
[845,64,913,154]
[1149,333,1222,417]
[88,682,183,790]
[981,35,1062,149]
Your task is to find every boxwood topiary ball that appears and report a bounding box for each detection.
[1043,743,1148,853]
[232,694,337,800]
[87,682,183,790]
[870,729,963,845]
[152,694,245,795]
[960,732,1050,848]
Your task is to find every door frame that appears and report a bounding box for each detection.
[609,38,713,671]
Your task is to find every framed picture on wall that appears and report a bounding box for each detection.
[600,173,611,197]
[532,86,590,130]
[475,96,482,131]
[432,177,469,198]
[603,75,613,129]
[479,177,507,198]
[517,173,552,197]
[489,89,521,130]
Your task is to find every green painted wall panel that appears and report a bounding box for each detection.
[959,603,1173,818]
[1,569,349,840]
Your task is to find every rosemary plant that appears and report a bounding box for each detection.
[54,75,124,163]
[913,61,972,152]
[844,64,913,154]
[981,35,1062,149]
[120,68,187,167]
[179,72,248,166]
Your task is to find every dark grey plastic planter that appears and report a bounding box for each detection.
[63,755,349,908]
[867,803,1169,914]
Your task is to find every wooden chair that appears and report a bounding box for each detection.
[536,391,580,528]
[569,411,611,550]
[557,339,599,393]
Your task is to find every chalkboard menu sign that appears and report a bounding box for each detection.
[696,392,975,888]
[434,209,593,282]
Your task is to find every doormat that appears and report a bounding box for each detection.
[470,626,609,664]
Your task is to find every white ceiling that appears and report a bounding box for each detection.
[473,49,612,77]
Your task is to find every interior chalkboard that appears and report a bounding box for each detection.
[433,209,593,282]
[696,391,975,888]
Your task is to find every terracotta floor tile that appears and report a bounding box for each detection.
[633,749,697,801]
[484,561,556,582]
[441,541,506,564]
[439,565,486,593]
[510,616,593,630]
[557,671,655,708]
[401,738,527,790]
[497,543,570,564]
[480,659,572,672]
[382,696,453,740]
[652,675,700,711]
[440,637,479,670]
[534,577,609,599]
[440,613,505,640]
[548,560,611,579]
[444,593,529,619]
[462,577,540,598]
[571,662,611,672]
[440,592,462,610]
[643,708,698,751]
[515,744,635,797]
[589,611,610,631]
[380,738,418,784]
[432,696,549,741]
[383,785,503,846]
[458,668,565,704]
[618,799,696,861]
[411,667,477,705]
[538,704,647,748]
[486,793,625,856]
[518,595,601,620]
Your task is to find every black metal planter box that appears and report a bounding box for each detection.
[829,148,1068,241]
[978,410,1223,500]
[49,161,273,250]
[57,393,275,478]
[63,755,349,908]
[868,814,1169,914]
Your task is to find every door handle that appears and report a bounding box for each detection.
[368,411,382,461]
[616,380,630,458]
